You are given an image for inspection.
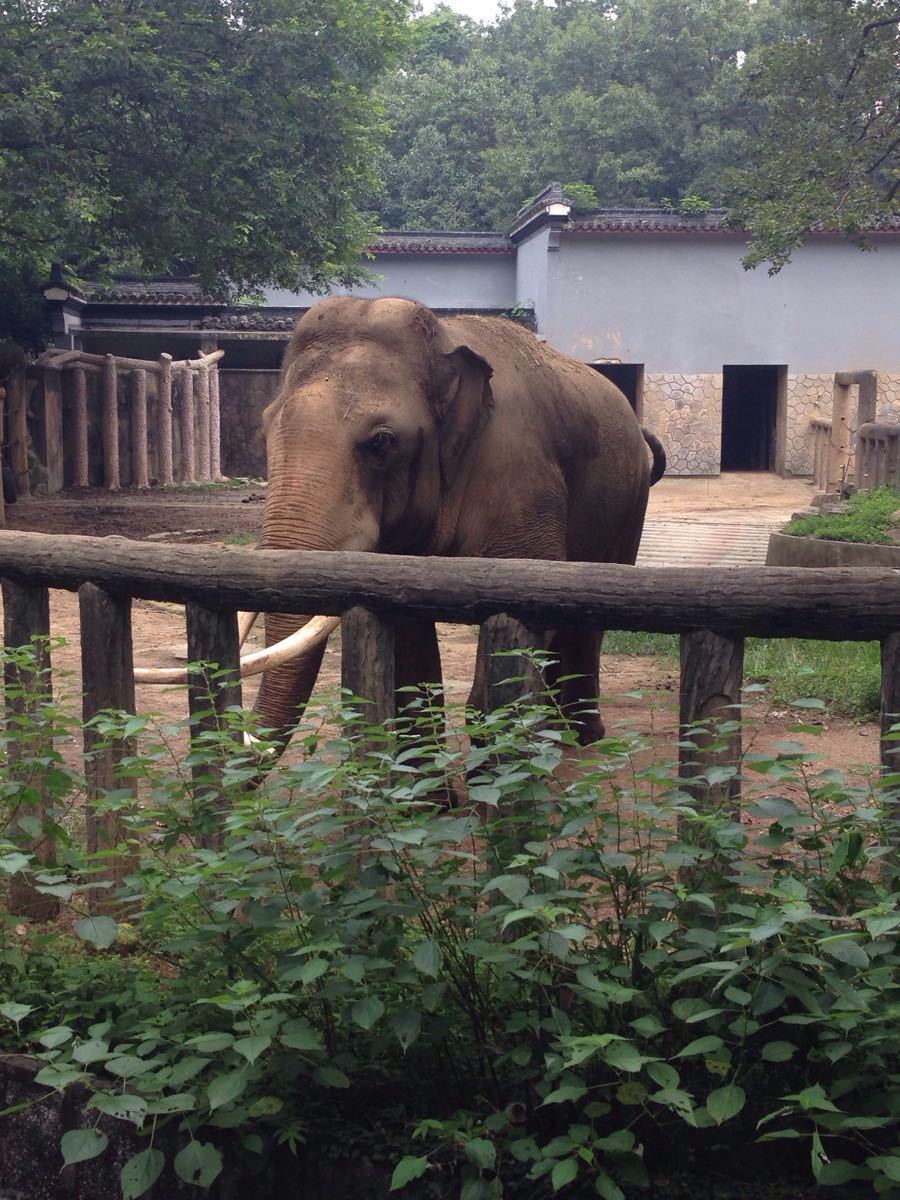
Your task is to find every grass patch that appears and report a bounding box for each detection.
[603,631,880,718]
[783,486,900,544]
[221,531,258,546]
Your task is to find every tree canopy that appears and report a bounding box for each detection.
[0,0,410,346]
[373,0,898,270]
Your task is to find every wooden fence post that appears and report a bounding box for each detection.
[2,579,58,920]
[131,369,149,489]
[79,584,138,910]
[180,368,195,483]
[185,603,241,848]
[72,366,89,487]
[102,355,120,491]
[7,366,29,498]
[679,629,744,818]
[196,365,211,481]
[44,367,64,494]
[479,614,550,715]
[341,607,396,749]
[209,366,222,480]
[880,633,900,780]
[158,353,174,486]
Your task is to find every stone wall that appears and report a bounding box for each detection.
[642,373,722,476]
[217,369,279,478]
[783,374,833,476]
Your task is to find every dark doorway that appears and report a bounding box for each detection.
[721,365,784,471]
[590,363,644,419]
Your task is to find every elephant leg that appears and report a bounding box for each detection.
[393,617,443,729]
[547,627,605,745]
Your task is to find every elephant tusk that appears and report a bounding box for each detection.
[133,614,340,686]
[236,615,340,677]
[238,611,258,647]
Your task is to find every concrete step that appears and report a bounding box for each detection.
[637,520,777,568]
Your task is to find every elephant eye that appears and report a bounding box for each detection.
[362,429,398,457]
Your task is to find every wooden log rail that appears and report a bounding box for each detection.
[4,531,900,916]
[28,350,224,492]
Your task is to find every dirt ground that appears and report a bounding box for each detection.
[1,472,882,783]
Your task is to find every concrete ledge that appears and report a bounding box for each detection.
[766,531,900,568]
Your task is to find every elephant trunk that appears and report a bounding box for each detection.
[252,610,330,740]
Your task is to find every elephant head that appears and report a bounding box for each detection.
[251,296,494,739]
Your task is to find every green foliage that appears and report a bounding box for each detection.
[785,488,900,545]
[730,0,900,272]
[0,0,411,344]
[2,653,900,1196]
[375,0,777,229]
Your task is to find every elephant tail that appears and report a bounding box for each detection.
[642,428,666,486]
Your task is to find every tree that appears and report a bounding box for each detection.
[0,0,410,348]
[730,0,900,271]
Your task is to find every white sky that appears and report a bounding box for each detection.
[418,0,506,23]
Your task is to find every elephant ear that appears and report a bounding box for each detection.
[429,343,494,486]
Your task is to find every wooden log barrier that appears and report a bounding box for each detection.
[72,366,89,488]
[341,607,396,752]
[180,368,195,484]
[7,366,29,499]
[185,603,241,849]
[679,629,744,820]
[0,535,898,642]
[2,580,58,920]
[79,584,138,910]
[157,353,174,486]
[102,355,120,491]
[196,365,211,481]
[43,368,64,495]
[131,370,149,489]
[209,366,222,480]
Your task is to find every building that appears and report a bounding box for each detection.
[45,184,900,480]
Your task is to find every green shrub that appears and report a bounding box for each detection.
[784,487,900,544]
[1,656,900,1197]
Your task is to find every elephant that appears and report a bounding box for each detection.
[246,296,665,746]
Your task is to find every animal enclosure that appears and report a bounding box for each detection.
[3,531,900,923]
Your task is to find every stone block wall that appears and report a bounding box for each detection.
[783,374,833,476]
[642,373,722,475]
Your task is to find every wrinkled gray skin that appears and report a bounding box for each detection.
[256,296,665,745]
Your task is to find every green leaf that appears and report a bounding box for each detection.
[819,937,869,969]
[412,939,442,978]
[146,1093,197,1115]
[868,1155,900,1183]
[61,1129,108,1167]
[316,1066,350,1088]
[173,1141,223,1188]
[233,1035,271,1064]
[121,1148,165,1200]
[390,1155,429,1190]
[542,1084,588,1106]
[88,1093,148,1124]
[486,874,530,904]
[465,1138,496,1171]
[1,1002,34,1023]
[646,1061,679,1089]
[706,1084,745,1125]
[761,1041,797,1062]
[73,916,117,949]
[552,1158,579,1192]
[38,1025,73,1049]
[351,997,385,1030]
[390,1007,421,1052]
[280,1027,323,1053]
[675,1036,724,1058]
[207,1071,247,1111]
[602,1041,648,1073]
[186,1033,234,1053]
[595,1172,626,1200]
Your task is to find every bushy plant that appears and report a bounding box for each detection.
[784,488,900,545]
[1,654,900,1198]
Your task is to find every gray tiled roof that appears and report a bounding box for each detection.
[371,231,512,253]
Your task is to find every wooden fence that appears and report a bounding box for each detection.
[3,530,900,919]
[26,347,224,494]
